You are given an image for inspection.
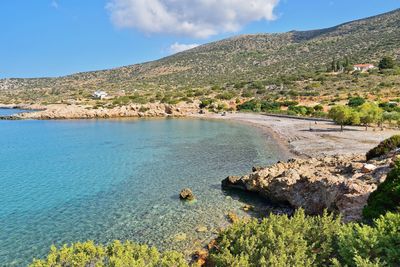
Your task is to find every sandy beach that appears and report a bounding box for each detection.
[198,113,400,158]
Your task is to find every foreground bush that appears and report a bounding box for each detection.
[30,240,188,267]
[363,160,400,220]
[338,212,400,267]
[209,210,400,267]
[209,210,340,266]
[366,135,400,160]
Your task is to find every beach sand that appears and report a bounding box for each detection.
[196,113,400,158]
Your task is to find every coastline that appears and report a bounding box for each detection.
[194,112,400,158]
[3,102,399,158]
[2,102,399,158]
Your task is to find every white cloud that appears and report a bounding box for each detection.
[106,0,280,38]
[169,42,200,53]
[51,0,59,9]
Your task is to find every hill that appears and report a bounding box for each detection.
[0,8,399,104]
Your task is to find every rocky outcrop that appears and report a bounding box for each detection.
[179,188,195,201]
[12,103,199,120]
[222,153,398,222]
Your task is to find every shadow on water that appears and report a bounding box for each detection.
[221,186,294,219]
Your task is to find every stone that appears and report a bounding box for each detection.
[252,166,264,172]
[180,188,195,201]
[362,164,377,173]
[242,204,254,212]
[192,249,209,266]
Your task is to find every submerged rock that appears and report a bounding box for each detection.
[196,225,208,233]
[227,211,240,223]
[179,188,195,201]
[173,233,187,242]
[222,153,397,222]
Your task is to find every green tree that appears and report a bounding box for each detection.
[358,102,383,130]
[329,105,353,131]
[347,111,361,125]
[379,56,395,70]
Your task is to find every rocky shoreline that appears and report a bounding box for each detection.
[222,150,399,222]
[0,103,200,120]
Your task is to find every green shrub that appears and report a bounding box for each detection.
[338,212,400,266]
[363,160,400,220]
[312,111,328,118]
[260,101,280,112]
[366,135,400,160]
[379,56,396,70]
[199,98,214,109]
[288,105,313,116]
[238,100,281,113]
[30,240,188,267]
[379,102,400,112]
[237,99,261,112]
[313,105,324,112]
[209,210,400,267]
[348,97,366,107]
[241,91,254,98]
[209,210,341,266]
[216,92,236,100]
[279,100,299,107]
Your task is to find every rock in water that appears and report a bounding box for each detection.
[173,233,187,242]
[196,225,208,233]
[227,211,239,223]
[180,188,195,201]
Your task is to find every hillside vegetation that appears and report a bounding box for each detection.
[0,9,399,106]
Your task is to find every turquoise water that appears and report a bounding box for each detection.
[0,114,286,266]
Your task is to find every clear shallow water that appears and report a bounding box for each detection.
[0,116,286,266]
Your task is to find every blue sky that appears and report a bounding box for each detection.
[1,0,399,78]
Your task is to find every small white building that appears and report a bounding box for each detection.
[92,90,108,100]
[353,64,375,72]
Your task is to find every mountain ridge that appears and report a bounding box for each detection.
[1,8,399,102]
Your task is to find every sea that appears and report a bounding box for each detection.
[0,109,287,266]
